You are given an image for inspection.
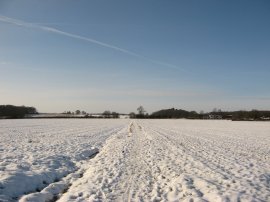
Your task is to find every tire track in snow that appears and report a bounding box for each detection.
[139,120,270,201]
[56,121,207,201]
[55,120,269,202]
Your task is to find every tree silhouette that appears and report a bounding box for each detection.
[137,106,145,115]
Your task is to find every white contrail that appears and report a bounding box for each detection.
[0,15,185,71]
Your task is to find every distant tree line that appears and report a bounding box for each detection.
[210,110,270,121]
[102,110,120,118]
[150,108,199,119]
[0,105,38,119]
[62,110,120,118]
[1,104,269,121]
[63,110,87,115]
[129,107,199,119]
[129,106,270,121]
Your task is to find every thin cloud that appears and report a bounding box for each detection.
[0,15,186,72]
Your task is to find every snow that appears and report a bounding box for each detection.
[1,119,269,201]
[0,119,128,201]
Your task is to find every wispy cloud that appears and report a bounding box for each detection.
[0,15,186,72]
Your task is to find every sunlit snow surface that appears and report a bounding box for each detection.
[0,119,269,201]
[0,119,128,201]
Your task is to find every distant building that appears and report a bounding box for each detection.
[203,114,223,119]
[260,116,270,120]
[119,115,130,119]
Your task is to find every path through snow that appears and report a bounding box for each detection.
[56,120,270,202]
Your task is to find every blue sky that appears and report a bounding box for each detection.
[0,0,270,113]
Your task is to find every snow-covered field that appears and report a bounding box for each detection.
[0,119,128,201]
[0,119,269,201]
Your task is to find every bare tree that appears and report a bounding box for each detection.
[137,106,146,115]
